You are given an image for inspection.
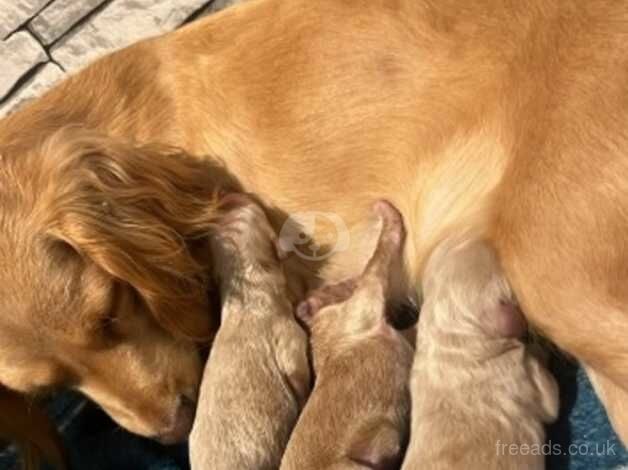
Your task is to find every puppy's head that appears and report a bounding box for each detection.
[209,193,284,283]
[422,237,527,341]
[297,201,406,368]
[0,127,232,443]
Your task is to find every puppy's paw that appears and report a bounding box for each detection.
[348,420,404,470]
[528,357,560,423]
[296,279,358,327]
[276,325,312,408]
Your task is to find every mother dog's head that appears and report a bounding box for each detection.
[0,127,232,443]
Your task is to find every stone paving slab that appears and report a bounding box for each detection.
[0,63,64,119]
[0,0,49,39]
[30,0,108,45]
[206,0,242,13]
[0,30,47,101]
[51,0,211,71]
[0,0,240,118]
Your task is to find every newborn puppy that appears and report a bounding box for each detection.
[401,238,559,470]
[189,196,311,470]
[280,201,413,470]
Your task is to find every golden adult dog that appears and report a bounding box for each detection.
[1,0,627,448]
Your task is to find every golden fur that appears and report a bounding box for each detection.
[1,0,628,452]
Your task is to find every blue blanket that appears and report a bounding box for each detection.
[1,358,626,470]
[547,358,627,470]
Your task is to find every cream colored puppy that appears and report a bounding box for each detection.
[189,196,311,470]
[280,201,413,470]
[402,238,560,470]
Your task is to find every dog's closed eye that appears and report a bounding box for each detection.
[88,282,125,344]
[98,309,118,338]
[92,283,145,342]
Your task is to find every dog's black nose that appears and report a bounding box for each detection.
[156,395,197,445]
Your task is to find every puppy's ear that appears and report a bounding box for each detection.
[37,127,234,340]
[0,386,68,470]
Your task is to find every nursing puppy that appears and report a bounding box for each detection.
[281,200,413,470]
[189,196,310,470]
[402,238,559,470]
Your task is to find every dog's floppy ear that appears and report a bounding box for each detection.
[0,386,68,470]
[37,127,233,340]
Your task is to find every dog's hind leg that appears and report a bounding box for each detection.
[586,367,628,444]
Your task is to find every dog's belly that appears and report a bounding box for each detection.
[167,1,512,292]
[238,129,509,298]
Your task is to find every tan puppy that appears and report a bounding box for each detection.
[402,238,559,470]
[281,201,413,470]
[189,196,310,470]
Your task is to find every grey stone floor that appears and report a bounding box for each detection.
[0,0,238,118]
